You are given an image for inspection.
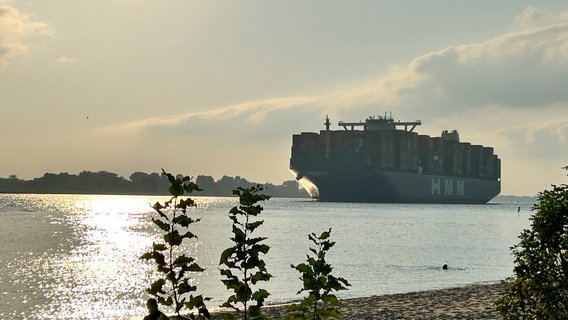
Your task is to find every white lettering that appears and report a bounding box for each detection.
[444,179,453,195]
[456,180,465,196]
[431,178,440,195]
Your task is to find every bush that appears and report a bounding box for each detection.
[495,184,568,319]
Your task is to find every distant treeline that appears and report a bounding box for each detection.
[0,171,309,198]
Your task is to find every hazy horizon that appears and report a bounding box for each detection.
[2,1,568,196]
[0,167,544,198]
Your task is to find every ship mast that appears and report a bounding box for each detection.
[325,115,331,159]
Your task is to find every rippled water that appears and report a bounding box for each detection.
[0,194,532,319]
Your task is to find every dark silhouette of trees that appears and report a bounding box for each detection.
[26,171,131,194]
[196,175,216,193]
[0,175,27,193]
[130,172,162,194]
[0,171,307,198]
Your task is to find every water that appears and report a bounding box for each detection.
[0,194,532,319]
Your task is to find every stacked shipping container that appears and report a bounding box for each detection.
[290,125,500,181]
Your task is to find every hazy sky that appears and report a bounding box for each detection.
[2,1,568,196]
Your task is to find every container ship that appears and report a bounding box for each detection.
[289,114,501,203]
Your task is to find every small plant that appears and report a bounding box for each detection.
[140,169,207,318]
[219,185,272,320]
[287,228,350,320]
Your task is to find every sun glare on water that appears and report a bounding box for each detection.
[30,195,166,319]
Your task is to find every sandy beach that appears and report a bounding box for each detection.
[260,282,503,320]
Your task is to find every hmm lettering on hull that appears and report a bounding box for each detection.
[431,178,465,196]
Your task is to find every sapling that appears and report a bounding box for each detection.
[219,185,272,320]
[287,228,350,320]
[140,169,208,318]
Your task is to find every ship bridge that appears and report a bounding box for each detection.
[338,115,421,132]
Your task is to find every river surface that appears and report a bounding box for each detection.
[0,194,533,319]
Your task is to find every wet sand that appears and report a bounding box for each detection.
[260,282,503,320]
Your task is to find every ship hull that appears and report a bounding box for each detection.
[293,169,500,204]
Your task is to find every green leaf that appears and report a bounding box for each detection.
[169,184,184,196]
[179,198,196,209]
[232,225,246,243]
[172,214,194,227]
[152,243,167,251]
[178,280,197,295]
[220,247,235,265]
[184,181,202,193]
[152,201,165,210]
[186,263,206,272]
[180,230,197,240]
[151,251,166,266]
[319,229,331,240]
[247,220,264,231]
[251,271,272,284]
[293,263,312,274]
[152,218,171,232]
[164,296,173,307]
[173,255,195,265]
[140,252,152,260]
[321,294,339,305]
[148,278,166,295]
[164,230,183,246]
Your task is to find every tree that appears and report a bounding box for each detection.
[287,229,350,320]
[219,185,272,320]
[196,175,217,195]
[495,184,568,319]
[140,169,208,318]
[130,171,159,194]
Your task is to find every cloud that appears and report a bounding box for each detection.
[109,6,568,182]
[56,56,75,65]
[0,4,50,70]
[115,96,318,130]
[110,65,423,141]
[115,13,568,136]
[400,25,568,116]
[128,6,568,133]
[515,6,568,29]
[498,116,568,158]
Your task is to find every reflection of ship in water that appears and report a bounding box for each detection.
[289,114,501,203]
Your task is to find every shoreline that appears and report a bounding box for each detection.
[258,282,504,320]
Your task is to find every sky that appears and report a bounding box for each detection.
[1,1,568,196]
